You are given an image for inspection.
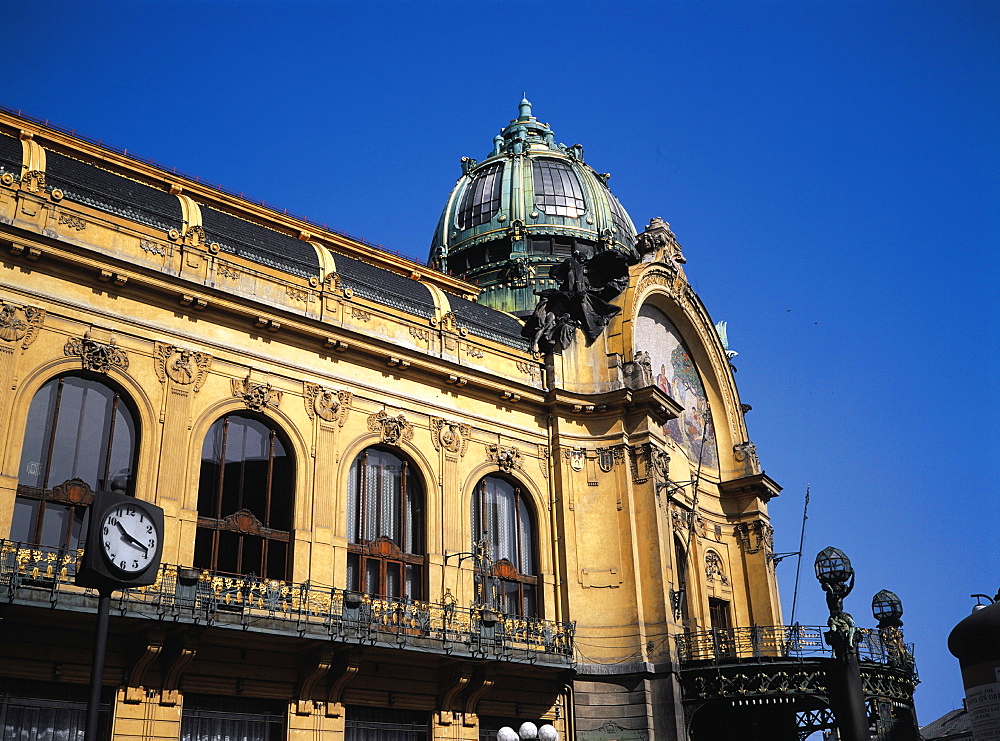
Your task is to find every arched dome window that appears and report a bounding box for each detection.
[13,374,139,550]
[471,475,538,617]
[346,447,425,600]
[457,162,503,230]
[195,414,294,580]
[605,186,635,240]
[531,159,586,218]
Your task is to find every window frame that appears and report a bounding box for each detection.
[194,413,294,580]
[471,475,539,617]
[346,447,425,601]
[13,373,139,550]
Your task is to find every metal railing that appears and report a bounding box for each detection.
[0,541,574,663]
[675,624,914,668]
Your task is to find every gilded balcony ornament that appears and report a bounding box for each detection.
[303,382,352,425]
[153,342,212,390]
[0,300,45,348]
[64,333,128,373]
[368,410,413,445]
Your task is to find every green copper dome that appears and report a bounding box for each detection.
[430,99,638,316]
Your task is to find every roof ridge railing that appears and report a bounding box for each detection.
[0,104,425,266]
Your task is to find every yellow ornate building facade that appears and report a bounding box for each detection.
[0,103,787,741]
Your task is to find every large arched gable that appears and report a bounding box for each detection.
[610,262,750,476]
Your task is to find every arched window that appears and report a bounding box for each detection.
[12,375,138,549]
[531,158,586,218]
[346,448,424,600]
[471,476,538,617]
[195,414,294,580]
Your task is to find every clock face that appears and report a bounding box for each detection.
[100,503,160,575]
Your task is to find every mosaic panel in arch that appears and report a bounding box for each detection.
[636,304,719,469]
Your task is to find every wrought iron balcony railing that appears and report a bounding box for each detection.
[0,541,574,665]
[675,624,915,671]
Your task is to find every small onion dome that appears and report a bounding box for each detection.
[948,599,1000,669]
[429,99,639,316]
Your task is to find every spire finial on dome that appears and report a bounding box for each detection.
[518,95,532,119]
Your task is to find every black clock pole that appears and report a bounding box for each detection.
[77,488,165,740]
[85,586,113,740]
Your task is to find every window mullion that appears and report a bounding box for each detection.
[514,487,524,573]
[102,392,120,491]
[358,450,368,542]
[400,461,408,552]
[216,418,229,520]
[264,429,275,527]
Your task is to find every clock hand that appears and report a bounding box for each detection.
[115,521,149,555]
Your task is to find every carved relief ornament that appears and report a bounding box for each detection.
[303,382,352,425]
[733,440,761,473]
[0,301,45,349]
[429,418,471,457]
[232,376,281,411]
[629,442,669,483]
[64,334,128,373]
[368,411,413,445]
[154,342,212,391]
[705,551,730,586]
[487,444,522,472]
[735,520,774,556]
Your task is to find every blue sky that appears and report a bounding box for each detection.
[5,0,997,724]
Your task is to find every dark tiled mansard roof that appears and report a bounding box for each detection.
[333,251,435,321]
[46,150,183,233]
[9,136,527,349]
[202,205,319,279]
[0,132,19,172]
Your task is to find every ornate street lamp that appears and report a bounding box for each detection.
[872,589,903,628]
[873,589,913,672]
[815,546,855,614]
[814,547,867,741]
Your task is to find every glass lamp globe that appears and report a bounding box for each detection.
[519,722,539,739]
[497,728,519,741]
[814,546,854,585]
[538,724,559,741]
[872,589,903,623]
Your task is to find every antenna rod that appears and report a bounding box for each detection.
[677,414,712,618]
[789,485,810,626]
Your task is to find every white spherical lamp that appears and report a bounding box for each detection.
[497,727,519,741]
[538,724,559,741]
[519,721,539,739]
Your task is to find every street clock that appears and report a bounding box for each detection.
[77,490,164,590]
